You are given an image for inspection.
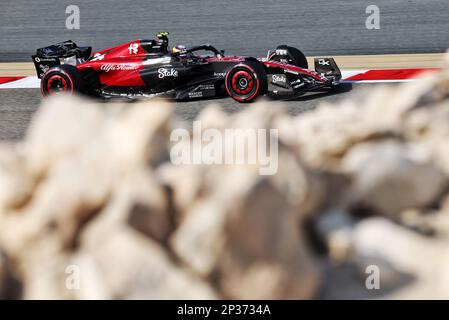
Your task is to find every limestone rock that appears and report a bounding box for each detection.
[351,218,449,299]
[343,141,447,217]
[171,162,322,299]
[0,145,34,211]
[2,51,449,300]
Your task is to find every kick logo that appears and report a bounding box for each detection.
[318,59,330,66]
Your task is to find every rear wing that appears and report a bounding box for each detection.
[31,40,91,78]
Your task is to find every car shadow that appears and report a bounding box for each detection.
[161,82,353,104]
[274,83,353,102]
[175,95,229,104]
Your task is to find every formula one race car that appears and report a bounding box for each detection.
[32,32,341,103]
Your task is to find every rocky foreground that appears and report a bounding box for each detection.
[1,55,449,299]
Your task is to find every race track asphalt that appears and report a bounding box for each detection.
[1,0,449,62]
[0,84,358,141]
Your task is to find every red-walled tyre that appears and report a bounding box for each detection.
[40,65,85,97]
[225,61,268,103]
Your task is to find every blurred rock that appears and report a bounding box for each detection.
[343,141,447,217]
[168,105,328,299]
[81,214,216,299]
[1,52,449,300]
[351,218,449,299]
[0,145,34,211]
[0,249,20,299]
[171,173,321,299]
[0,250,10,299]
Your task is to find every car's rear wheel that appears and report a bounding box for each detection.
[41,65,85,97]
[225,61,268,103]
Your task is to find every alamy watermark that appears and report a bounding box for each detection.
[65,264,81,290]
[170,121,279,176]
[366,5,380,30]
[365,265,381,290]
[66,5,80,30]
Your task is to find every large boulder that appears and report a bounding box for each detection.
[1,52,449,300]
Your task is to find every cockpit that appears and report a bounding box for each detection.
[140,39,169,56]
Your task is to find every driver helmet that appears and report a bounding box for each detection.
[172,45,187,56]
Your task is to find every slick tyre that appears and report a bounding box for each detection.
[276,45,308,69]
[225,61,268,103]
[41,64,85,97]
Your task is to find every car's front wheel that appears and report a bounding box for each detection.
[273,45,308,69]
[225,61,268,103]
[41,65,85,97]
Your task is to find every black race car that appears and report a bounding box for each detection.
[33,32,341,103]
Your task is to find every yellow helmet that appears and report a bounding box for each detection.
[172,45,187,55]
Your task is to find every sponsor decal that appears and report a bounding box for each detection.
[275,49,288,56]
[188,91,203,98]
[272,75,286,83]
[128,42,139,55]
[100,63,138,72]
[91,53,105,61]
[214,72,226,78]
[318,59,330,66]
[201,84,215,90]
[291,81,305,89]
[158,68,178,79]
[39,65,50,76]
[35,57,57,62]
